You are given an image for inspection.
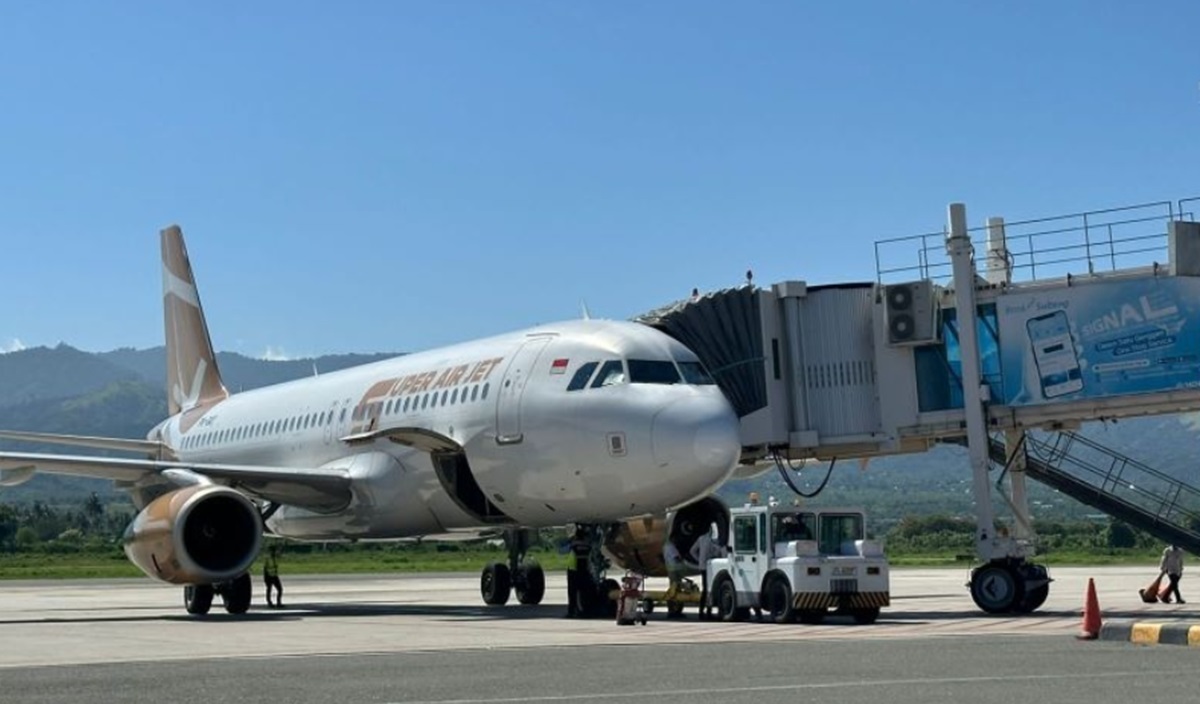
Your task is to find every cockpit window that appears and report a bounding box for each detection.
[567,361,599,391]
[628,359,681,385]
[591,360,626,388]
[678,361,716,385]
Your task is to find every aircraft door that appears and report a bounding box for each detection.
[334,398,351,442]
[495,337,551,445]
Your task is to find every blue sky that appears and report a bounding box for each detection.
[1,2,1197,358]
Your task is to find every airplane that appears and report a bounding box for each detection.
[0,226,740,617]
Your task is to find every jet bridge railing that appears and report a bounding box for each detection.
[875,198,1187,285]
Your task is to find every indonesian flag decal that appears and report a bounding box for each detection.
[550,358,569,375]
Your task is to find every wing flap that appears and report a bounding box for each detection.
[0,452,351,511]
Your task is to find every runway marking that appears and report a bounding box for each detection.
[387,669,1176,704]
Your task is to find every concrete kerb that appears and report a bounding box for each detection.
[1098,620,1200,647]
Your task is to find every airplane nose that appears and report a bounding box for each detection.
[651,397,741,475]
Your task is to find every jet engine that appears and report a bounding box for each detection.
[603,496,729,576]
[123,484,263,584]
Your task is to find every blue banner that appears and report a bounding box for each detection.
[998,277,1200,406]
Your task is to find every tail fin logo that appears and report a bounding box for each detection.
[161,226,228,419]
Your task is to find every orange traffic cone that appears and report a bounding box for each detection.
[1078,578,1102,640]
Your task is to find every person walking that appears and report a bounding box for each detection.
[689,527,723,620]
[1159,544,1185,604]
[263,544,284,608]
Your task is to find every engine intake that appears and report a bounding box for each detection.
[604,496,729,576]
[123,485,262,584]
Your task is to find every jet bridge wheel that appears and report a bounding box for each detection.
[184,584,214,615]
[970,562,1024,614]
[481,562,512,605]
[514,563,545,605]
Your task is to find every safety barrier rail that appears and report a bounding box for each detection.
[876,197,1199,285]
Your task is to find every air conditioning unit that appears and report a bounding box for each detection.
[883,280,938,346]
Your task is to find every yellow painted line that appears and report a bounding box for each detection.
[1188,626,1200,647]
[1131,623,1163,645]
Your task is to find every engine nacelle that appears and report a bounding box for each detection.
[603,496,729,577]
[123,485,263,585]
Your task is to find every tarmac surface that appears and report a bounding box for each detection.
[3,565,1198,703]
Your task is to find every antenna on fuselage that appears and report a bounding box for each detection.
[580,300,592,320]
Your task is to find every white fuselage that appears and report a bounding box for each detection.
[159,319,741,541]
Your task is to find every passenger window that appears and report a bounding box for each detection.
[471,386,479,401]
[591,360,626,388]
[481,383,490,400]
[566,362,599,391]
[451,389,459,404]
[628,360,681,385]
[339,408,347,422]
[441,390,449,406]
[679,361,716,385]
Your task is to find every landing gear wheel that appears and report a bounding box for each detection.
[763,575,796,624]
[514,563,545,605]
[481,562,512,606]
[715,577,748,622]
[184,584,213,615]
[970,563,1023,614]
[667,600,685,618]
[851,607,881,624]
[798,609,826,625]
[220,573,252,615]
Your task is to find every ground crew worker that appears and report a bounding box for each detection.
[1160,544,1185,604]
[263,544,284,608]
[690,526,723,620]
[663,540,686,618]
[565,527,590,618]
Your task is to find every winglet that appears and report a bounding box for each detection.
[161,226,228,416]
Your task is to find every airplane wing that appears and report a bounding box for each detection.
[0,430,167,455]
[0,451,351,511]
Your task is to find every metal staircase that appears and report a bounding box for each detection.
[988,432,1200,554]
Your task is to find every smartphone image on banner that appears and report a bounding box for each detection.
[1026,310,1084,399]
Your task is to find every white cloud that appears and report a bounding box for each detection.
[260,346,293,362]
[0,338,25,354]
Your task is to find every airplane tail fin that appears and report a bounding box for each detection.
[161,226,228,416]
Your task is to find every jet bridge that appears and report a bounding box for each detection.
[638,196,1200,613]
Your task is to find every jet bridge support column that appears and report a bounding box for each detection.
[947,203,1050,614]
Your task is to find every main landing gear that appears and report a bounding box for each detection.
[969,559,1051,614]
[481,528,547,606]
[183,573,253,616]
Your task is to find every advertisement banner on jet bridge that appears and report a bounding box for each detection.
[997,277,1200,406]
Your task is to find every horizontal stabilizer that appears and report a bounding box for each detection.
[340,426,461,453]
[0,430,166,456]
[0,451,351,511]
